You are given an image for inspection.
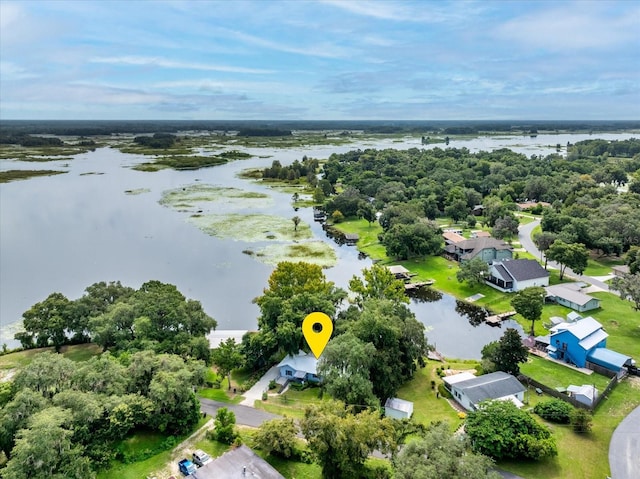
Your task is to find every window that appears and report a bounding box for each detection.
[286,370,292,376]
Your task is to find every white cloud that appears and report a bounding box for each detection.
[0,61,38,80]
[89,56,274,74]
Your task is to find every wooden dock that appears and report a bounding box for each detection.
[485,311,516,326]
[405,280,434,290]
[428,350,445,361]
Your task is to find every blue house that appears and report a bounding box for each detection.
[277,351,320,385]
[547,317,608,368]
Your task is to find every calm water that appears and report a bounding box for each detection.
[1,133,635,357]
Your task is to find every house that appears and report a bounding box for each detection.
[443,231,466,245]
[192,445,285,479]
[612,265,630,277]
[567,384,598,407]
[486,259,550,292]
[276,351,319,385]
[444,237,513,264]
[384,397,414,419]
[471,205,485,216]
[387,265,411,280]
[547,316,608,367]
[445,371,525,411]
[516,201,551,211]
[471,230,492,238]
[545,284,601,312]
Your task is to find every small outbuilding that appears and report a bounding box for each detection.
[387,265,411,280]
[384,397,414,419]
[567,384,598,407]
[586,348,633,376]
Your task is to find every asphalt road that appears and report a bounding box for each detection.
[609,405,640,479]
[199,398,280,427]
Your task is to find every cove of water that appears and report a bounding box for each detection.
[1,132,635,357]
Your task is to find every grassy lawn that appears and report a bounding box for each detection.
[519,354,611,391]
[500,377,640,479]
[590,292,640,358]
[198,386,243,404]
[0,343,102,372]
[583,256,626,277]
[396,359,480,431]
[332,218,388,259]
[253,387,326,419]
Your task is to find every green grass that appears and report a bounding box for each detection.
[331,218,388,259]
[0,343,102,371]
[0,169,67,183]
[253,387,327,419]
[583,255,626,277]
[198,387,243,404]
[499,377,640,479]
[520,355,611,391]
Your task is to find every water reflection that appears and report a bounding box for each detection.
[455,300,490,326]
[407,287,443,303]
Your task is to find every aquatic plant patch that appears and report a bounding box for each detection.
[0,169,67,183]
[159,184,272,212]
[255,241,337,267]
[124,188,151,195]
[188,213,312,242]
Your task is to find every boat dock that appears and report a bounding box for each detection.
[486,311,516,326]
[427,350,445,361]
[404,280,434,290]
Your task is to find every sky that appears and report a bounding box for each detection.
[1,0,639,120]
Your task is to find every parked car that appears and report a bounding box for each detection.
[178,458,196,476]
[192,449,212,467]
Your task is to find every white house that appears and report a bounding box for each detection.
[486,259,549,292]
[384,397,414,419]
[567,384,598,407]
[446,371,526,411]
[276,351,319,385]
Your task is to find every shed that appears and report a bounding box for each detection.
[567,384,598,407]
[384,397,414,419]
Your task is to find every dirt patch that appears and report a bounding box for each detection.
[628,376,640,390]
[0,368,17,383]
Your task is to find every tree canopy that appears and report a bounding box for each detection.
[511,286,546,336]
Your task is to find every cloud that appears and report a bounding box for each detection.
[0,61,38,80]
[319,0,477,23]
[89,56,274,74]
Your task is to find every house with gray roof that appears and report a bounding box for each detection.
[444,237,513,264]
[188,445,284,479]
[276,351,319,385]
[486,258,549,292]
[448,371,525,411]
[545,283,601,312]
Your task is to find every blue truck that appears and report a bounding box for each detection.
[178,458,196,476]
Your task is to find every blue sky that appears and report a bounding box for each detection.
[1,0,639,120]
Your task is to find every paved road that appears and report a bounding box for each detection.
[199,398,280,427]
[518,219,615,294]
[609,405,640,479]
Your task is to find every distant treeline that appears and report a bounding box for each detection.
[133,132,177,148]
[0,133,64,147]
[568,138,640,158]
[237,128,292,137]
[1,120,639,136]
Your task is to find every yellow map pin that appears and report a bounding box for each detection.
[302,312,333,359]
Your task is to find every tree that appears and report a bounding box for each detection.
[534,399,573,424]
[382,221,443,260]
[466,400,557,461]
[300,401,394,479]
[213,407,237,444]
[292,215,301,232]
[481,328,528,376]
[212,338,243,390]
[2,407,94,479]
[254,417,298,458]
[611,273,640,310]
[456,257,489,287]
[492,215,519,241]
[0,388,48,458]
[394,421,501,479]
[348,263,409,308]
[533,231,558,269]
[317,332,378,409]
[358,202,377,226]
[20,292,72,351]
[292,192,299,203]
[546,240,589,279]
[511,286,545,336]
[331,210,344,223]
[571,408,593,433]
[625,246,640,274]
[13,352,75,397]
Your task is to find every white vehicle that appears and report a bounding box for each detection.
[192,449,212,467]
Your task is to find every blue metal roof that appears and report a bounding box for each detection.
[587,348,632,371]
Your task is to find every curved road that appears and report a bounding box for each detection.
[518,219,615,294]
[609,405,640,479]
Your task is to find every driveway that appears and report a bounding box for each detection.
[518,219,615,294]
[199,398,280,427]
[239,365,280,406]
[609,405,640,479]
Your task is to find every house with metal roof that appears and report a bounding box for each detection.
[188,445,285,479]
[486,258,550,292]
[545,283,601,312]
[547,316,608,368]
[384,397,414,419]
[447,371,525,411]
[276,351,319,385]
[567,384,598,407]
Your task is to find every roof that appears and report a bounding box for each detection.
[612,265,630,275]
[474,231,492,238]
[452,371,525,405]
[457,237,513,260]
[442,372,477,386]
[193,445,285,479]
[560,316,604,340]
[344,233,359,240]
[567,311,583,322]
[567,384,597,401]
[545,284,599,307]
[535,335,550,345]
[387,265,410,275]
[443,231,466,243]
[549,316,564,325]
[587,348,632,369]
[385,397,414,414]
[579,328,609,350]
[494,259,549,282]
[277,351,318,375]
[492,263,512,282]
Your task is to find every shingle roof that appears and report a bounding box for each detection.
[497,259,549,281]
[457,237,513,260]
[443,231,466,244]
[277,351,318,375]
[194,445,285,479]
[545,284,599,307]
[454,371,525,405]
[385,397,414,414]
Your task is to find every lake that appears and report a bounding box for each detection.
[0,132,635,357]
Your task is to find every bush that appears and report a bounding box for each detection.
[437,383,452,399]
[571,408,593,433]
[262,392,268,401]
[534,399,573,424]
[361,459,393,479]
[268,379,277,390]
